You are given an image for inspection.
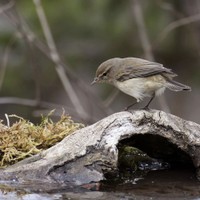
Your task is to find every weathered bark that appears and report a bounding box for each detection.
[0,109,200,185]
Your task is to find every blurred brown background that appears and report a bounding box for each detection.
[0,0,199,124]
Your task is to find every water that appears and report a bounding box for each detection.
[0,169,200,200]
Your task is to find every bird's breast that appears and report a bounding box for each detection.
[114,76,166,101]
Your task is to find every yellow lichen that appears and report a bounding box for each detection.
[0,112,84,167]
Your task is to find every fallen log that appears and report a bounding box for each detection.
[0,109,200,185]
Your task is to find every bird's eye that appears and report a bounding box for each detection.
[100,72,107,79]
[102,72,107,77]
[100,68,111,79]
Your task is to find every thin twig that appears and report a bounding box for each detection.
[0,35,16,90]
[132,0,170,112]
[0,97,97,122]
[32,0,88,120]
[5,114,10,127]
[103,89,119,107]
[132,0,153,61]
[0,2,16,90]
[2,2,110,120]
[0,0,14,14]
[0,97,70,110]
[156,13,200,44]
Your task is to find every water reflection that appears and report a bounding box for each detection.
[0,169,200,200]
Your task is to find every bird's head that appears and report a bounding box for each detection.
[91,58,121,85]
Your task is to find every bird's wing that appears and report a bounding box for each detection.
[116,61,177,82]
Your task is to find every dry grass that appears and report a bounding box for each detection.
[0,111,84,167]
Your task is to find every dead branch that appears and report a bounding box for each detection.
[33,0,88,120]
[157,13,200,44]
[1,3,110,122]
[0,109,200,185]
[131,0,170,112]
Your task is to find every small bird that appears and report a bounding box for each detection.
[92,57,191,109]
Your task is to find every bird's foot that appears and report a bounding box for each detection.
[143,106,150,110]
[142,105,153,112]
[123,101,138,111]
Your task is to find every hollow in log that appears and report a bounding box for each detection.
[0,109,200,185]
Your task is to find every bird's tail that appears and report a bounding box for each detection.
[166,79,191,92]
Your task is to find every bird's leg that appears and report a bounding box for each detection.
[124,101,138,111]
[124,93,155,111]
[143,94,155,110]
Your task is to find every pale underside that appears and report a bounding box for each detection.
[114,75,166,102]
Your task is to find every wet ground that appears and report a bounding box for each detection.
[0,169,200,200]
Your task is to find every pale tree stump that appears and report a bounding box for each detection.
[0,109,200,185]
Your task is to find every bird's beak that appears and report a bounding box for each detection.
[91,77,98,85]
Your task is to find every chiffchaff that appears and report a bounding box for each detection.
[92,57,191,109]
